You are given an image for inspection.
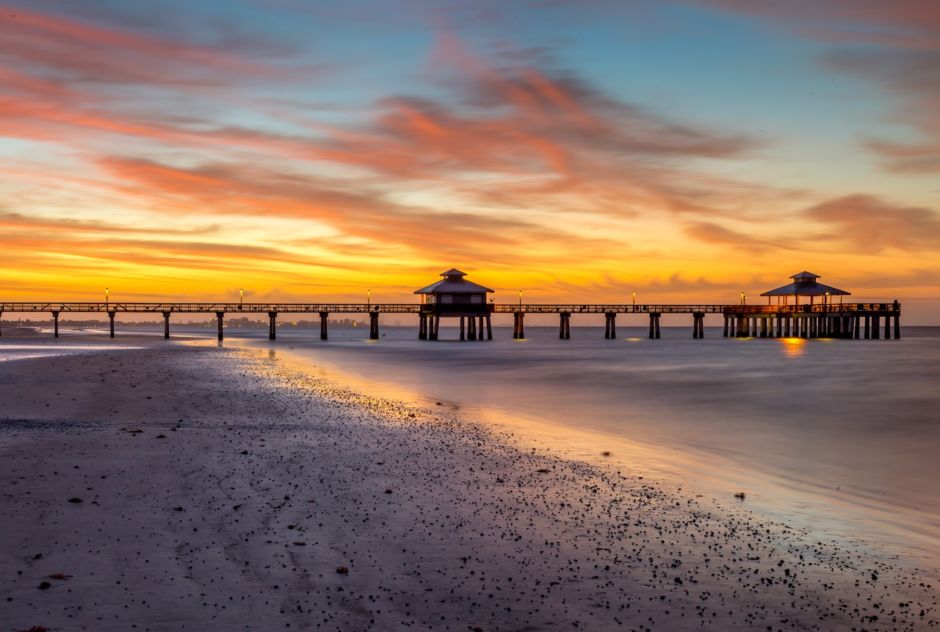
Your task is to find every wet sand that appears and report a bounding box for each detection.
[0,342,937,630]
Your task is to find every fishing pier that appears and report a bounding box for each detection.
[0,270,901,341]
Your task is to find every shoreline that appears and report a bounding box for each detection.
[232,334,940,573]
[0,340,937,630]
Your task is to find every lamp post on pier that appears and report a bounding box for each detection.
[105,287,109,308]
[240,288,244,309]
[632,291,636,310]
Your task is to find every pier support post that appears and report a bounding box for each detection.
[431,316,440,341]
[460,316,466,341]
[784,316,791,337]
[513,312,525,339]
[0,311,3,337]
[163,311,171,339]
[419,314,427,340]
[369,312,379,340]
[872,314,880,339]
[648,313,661,339]
[853,316,860,340]
[468,315,476,340]
[604,312,617,339]
[776,316,783,338]
[485,315,492,340]
[759,317,767,338]
[269,311,278,341]
[319,311,328,341]
[478,316,484,341]
[108,310,116,338]
[722,316,728,338]
[692,312,704,339]
[864,315,871,339]
[883,314,891,340]
[52,310,59,338]
[216,311,224,341]
[893,313,900,340]
[559,312,571,339]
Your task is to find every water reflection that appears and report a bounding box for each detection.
[779,337,806,357]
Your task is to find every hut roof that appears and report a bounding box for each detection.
[791,271,820,281]
[761,271,850,297]
[415,269,494,294]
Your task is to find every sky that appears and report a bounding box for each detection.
[1,0,939,322]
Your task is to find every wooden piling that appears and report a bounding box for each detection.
[604,312,616,339]
[269,311,278,341]
[418,314,427,340]
[52,310,59,338]
[216,311,224,341]
[893,313,900,339]
[369,312,379,340]
[163,311,171,339]
[108,310,116,338]
[431,315,440,340]
[559,312,571,340]
[513,312,525,339]
[485,315,493,340]
[468,315,476,340]
[872,314,880,339]
[460,316,465,341]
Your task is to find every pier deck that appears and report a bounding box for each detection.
[0,301,900,342]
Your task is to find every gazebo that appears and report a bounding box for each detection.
[760,271,850,306]
[415,268,494,341]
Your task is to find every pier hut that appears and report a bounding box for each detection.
[721,271,899,340]
[415,268,494,341]
[760,271,850,307]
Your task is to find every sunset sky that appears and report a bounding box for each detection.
[2,1,939,321]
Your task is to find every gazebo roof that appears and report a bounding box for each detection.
[761,271,850,297]
[415,269,494,295]
[791,271,820,281]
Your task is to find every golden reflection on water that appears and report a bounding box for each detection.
[779,337,806,357]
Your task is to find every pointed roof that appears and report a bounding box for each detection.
[415,268,494,294]
[791,271,820,281]
[761,271,850,297]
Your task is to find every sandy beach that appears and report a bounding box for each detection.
[0,340,937,631]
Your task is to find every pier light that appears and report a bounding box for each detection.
[518,289,523,307]
[105,287,109,306]
[240,288,244,308]
[367,289,371,308]
[740,292,746,305]
[632,291,636,307]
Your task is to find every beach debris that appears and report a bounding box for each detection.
[67,497,83,504]
[47,573,71,580]
[173,506,185,512]
[384,488,393,494]
[536,468,551,473]
[336,566,349,575]
[31,553,42,560]
[17,627,49,632]
[155,434,166,439]
[601,451,611,457]
[734,492,746,500]
[37,581,51,590]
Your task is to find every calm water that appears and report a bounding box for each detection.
[240,325,940,570]
[3,325,939,569]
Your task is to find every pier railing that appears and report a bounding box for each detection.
[0,301,899,314]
